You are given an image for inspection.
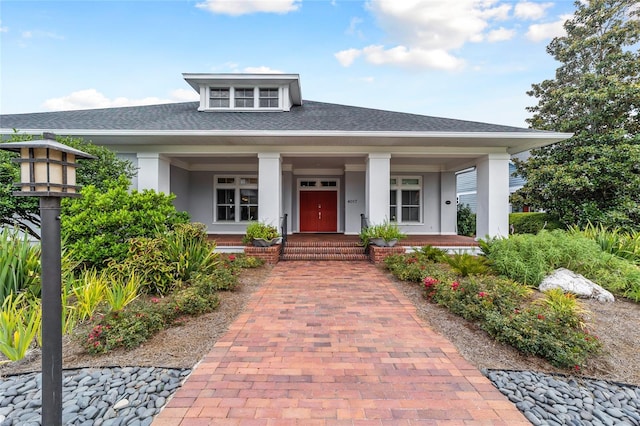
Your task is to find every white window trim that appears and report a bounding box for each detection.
[390,175,422,224]
[214,175,259,223]
[297,178,340,190]
[204,86,282,111]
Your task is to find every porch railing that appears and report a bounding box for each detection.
[280,213,288,256]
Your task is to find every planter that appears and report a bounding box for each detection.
[370,238,398,247]
[252,237,282,247]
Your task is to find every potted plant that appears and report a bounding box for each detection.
[242,221,282,247]
[360,220,406,247]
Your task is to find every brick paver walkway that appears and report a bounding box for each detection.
[153,262,528,425]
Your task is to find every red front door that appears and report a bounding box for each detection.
[300,191,338,232]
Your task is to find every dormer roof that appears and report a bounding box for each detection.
[183,73,302,111]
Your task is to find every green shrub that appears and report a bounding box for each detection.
[360,220,406,246]
[83,288,219,354]
[224,253,264,269]
[208,267,239,291]
[482,302,601,369]
[484,230,640,297]
[0,293,41,362]
[509,212,563,234]
[412,245,447,263]
[61,176,189,269]
[242,221,280,244]
[0,228,40,305]
[163,223,219,281]
[384,254,454,283]
[173,287,220,316]
[444,252,491,277]
[457,204,476,236]
[570,222,640,264]
[109,237,177,295]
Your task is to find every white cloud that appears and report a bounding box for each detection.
[346,16,364,37]
[21,29,64,40]
[42,88,197,111]
[487,27,515,42]
[526,14,571,42]
[243,66,283,73]
[195,0,300,16]
[170,89,200,102]
[361,45,465,70]
[337,0,518,70]
[0,21,8,33]
[514,1,553,20]
[334,48,362,67]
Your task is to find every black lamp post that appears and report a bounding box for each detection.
[0,133,94,426]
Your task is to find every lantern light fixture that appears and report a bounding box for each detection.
[0,132,95,197]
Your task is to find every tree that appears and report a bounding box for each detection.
[513,0,640,229]
[0,133,136,238]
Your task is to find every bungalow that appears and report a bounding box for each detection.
[0,73,571,239]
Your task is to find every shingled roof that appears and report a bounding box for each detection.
[1,100,540,134]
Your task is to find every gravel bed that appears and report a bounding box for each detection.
[0,367,190,426]
[487,369,640,425]
[1,366,639,425]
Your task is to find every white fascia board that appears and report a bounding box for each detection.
[2,128,572,140]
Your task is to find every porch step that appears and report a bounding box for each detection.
[281,241,368,261]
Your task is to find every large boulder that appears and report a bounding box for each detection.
[539,268,615,303]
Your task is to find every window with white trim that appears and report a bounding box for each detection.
[215,176,258,222]
[259,88,279,108]
[209,88,230,108]
[234,88,255,108]
[390,176,421,223]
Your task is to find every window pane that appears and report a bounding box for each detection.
[241,206,258,221]
[217,189,235,204]
[321,181,336,187]
[402,178,420,186]
[402,190,419,205]
[390,178,397,185]
[234,88,254,108]
[240,189,258,205]
[217,177,235,184]
[390,190,396,205]
[390,207,397,222]
[402,207,419,222]
[217,206,234,221]
[259,88,279,108]
[210,88,230,108]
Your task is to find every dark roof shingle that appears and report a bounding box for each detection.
[1,100,539,133]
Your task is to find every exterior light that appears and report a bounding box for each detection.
[0,132,95,426]
[1,132,95,197]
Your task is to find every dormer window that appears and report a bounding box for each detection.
[235,88,255,108]
[209,88,230,108]
[259,88,279,108]
[184,73,302,112]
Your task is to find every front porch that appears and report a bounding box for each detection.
[209,233,480,263]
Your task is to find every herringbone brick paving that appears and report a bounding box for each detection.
[153,262,528,425]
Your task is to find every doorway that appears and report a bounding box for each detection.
[299,190,338,232]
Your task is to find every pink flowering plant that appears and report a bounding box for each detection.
[385,250,602,369]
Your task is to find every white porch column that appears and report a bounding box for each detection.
[136,153,170,193]
[366,153,391,225]
[258,153,281,226]
[476,153,510,238]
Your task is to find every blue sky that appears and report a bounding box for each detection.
[0,0,577,127]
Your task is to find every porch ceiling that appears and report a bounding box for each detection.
[169,153,478,172]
